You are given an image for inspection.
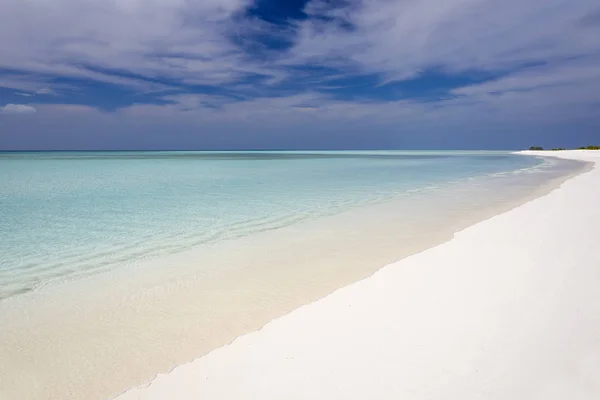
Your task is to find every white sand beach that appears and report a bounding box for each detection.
[115,150,600,400]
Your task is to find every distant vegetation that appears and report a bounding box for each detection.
[528,145,600,151]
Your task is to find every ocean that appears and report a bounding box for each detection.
[0,151,581,300]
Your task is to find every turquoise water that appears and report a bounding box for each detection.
[0,151,573,299]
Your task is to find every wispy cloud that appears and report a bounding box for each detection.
[1,0,599,149]
[0,0,274,91]
[1,1,599,97]
[452,58,600,96]
[35,87,55,95]
[0,104,36,114]
[287,1,600,80]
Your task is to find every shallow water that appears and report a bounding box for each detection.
[0,150,565,299]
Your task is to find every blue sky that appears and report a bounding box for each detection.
[1,0,599,150]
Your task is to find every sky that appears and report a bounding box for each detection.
[1,0,599,150]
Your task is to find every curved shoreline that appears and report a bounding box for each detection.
[115,150,600,399]
[0,153,591,400]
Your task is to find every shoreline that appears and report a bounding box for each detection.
[116,149,600,399]
[0,153,592,400]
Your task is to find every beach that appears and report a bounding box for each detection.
[2,0,600,397]
[114,150,600,400]
[0,150,596,400]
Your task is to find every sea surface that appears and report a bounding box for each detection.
[0,151,579,300]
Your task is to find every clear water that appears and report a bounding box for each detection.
[0,151,573,299]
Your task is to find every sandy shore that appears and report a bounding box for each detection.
[116,150,600,400]
[2,154,585,400]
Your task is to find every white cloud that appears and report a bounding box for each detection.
[287,0,600,81]
[35,88,54,95]
[0,104,37,114]
[1,0,599,94]
[452,58,600,97]
[0,0,271,90]
[0,0,599,132]
[120,78,595,126]
[0,73,77,94]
